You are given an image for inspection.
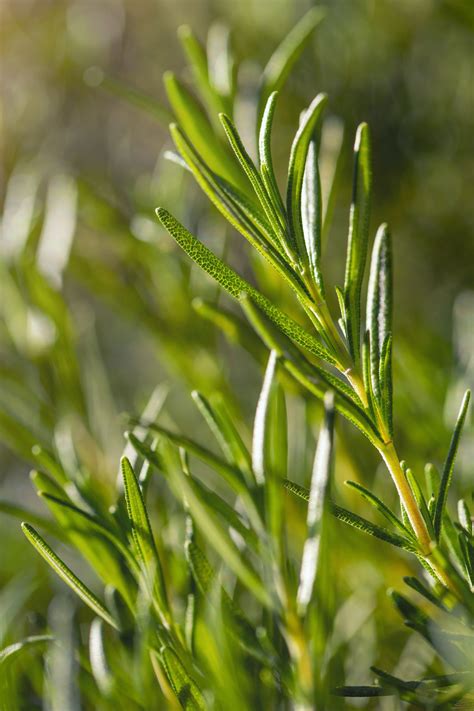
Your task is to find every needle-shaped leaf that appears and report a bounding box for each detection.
[219,113,289,251]
[169,125,310,296]
[164,72,241,188]
[366,223,392,403]
[158,646,206,711]
[433,390,471,541]
[156,208,336,365]
[403,576,448,612]
[120,457,169,623]
[286,93,327,265]
[379,333,393,437]
[21,523,119,629]
[344,480,414,539]
[260,7,325,110]
[178,25,228,119]
[38,491,139,577]
[301,136,324,294]
[258,91,285,217]
[297,392,334,614]
[331,504,417,552]
[343,123,372,366]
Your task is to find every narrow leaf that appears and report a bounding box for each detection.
[159,646,206,710]
[301,136,324,294]
[286,93,328,263]
[345,480,414,539]
[331,504,417,552]
[164,72,241,187]
[121,457,169,623]
[433,390,471,541]
[343,122,372,365]
[156,208,336,365]
[260,7,325,108]
[366,223,392,403]
[297,392,334,614]
[21,523,119,629]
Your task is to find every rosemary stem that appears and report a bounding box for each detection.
[379,442,432,555]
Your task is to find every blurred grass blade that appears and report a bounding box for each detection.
[21,523,119,629]
[89,618,114,696]
[297,392,334,615]
[156,208,337,365]
[160,442,273,609]
[433,390,471,541]
[192,391,253,481]
[252,350,278,486]
[343,123,372,365]
[121,457,170,624]
[286,93,327,269]
[260,7,325,109]
[0,635,52,664]
[178,25,228,119]
[97,74,172,123]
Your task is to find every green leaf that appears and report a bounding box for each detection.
[260,7,325,109]
[219,113,289,252]
[433,390,471,541]
[283,478,310,502]
[157,646,206,710]
[403,576,448,612]
[286,93,327,272]
[168,126,310,298]
[164,72,241,188]
[379,333,393,437]
[297,392,334,614]
[258,91,285,219]
[120,457,170,624]
[366,223,392,404]
[344,480,414,540]
[21,523,119,630]
[177,25,227,119]
[301,136,324,294]
[156,208,336,365]
[38,491,139,577]
[343,122,372,365]
[331,504,417,552]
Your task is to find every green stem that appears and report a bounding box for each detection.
[379,442,432,555]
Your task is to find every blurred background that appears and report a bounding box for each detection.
[1,0,473,707]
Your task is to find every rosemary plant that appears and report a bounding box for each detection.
[1,11,473,710]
